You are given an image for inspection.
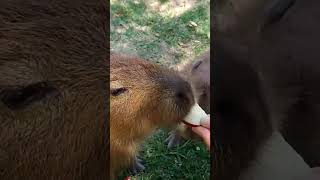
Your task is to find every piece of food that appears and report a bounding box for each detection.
[182,103,207,127]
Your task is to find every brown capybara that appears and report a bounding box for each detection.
[0,0,108,180]
[213,0,320,179]
[165,50,210,148]
[110,54,196,179]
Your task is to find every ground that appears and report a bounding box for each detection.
[110,0,210,179]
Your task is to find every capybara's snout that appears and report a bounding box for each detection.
[159,73,195,113]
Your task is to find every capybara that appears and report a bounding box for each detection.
[0,0,108,180]
[182,50,210,113]
[165,50,210,148]
[213,0,320,179]
[110,54,196,179]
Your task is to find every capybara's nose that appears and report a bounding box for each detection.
[174,80,194,105]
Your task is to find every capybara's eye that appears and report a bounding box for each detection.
[111,87,127,96]
[0,82,58,110]
[264,0,295,26]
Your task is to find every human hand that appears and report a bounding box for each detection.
[191,114,210,150]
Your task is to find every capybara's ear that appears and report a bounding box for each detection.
[192,60,203,71]
[0,82,58,110]
[110,81,128,97]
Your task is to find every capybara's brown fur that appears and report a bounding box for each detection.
[110,54,195,179]
[0,0,108,180]
[165,50,210,147]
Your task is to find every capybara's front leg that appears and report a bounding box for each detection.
[165,123,203,149]
[128,156,145,175]
[165,129,185,148]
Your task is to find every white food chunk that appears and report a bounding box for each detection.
[183,103,207,126]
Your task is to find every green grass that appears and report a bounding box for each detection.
[111,0,210,67]
[111,0,210,179]
[117,130,210,180]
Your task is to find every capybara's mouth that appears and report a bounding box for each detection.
[181,103,207,127]
[182,120,200,127]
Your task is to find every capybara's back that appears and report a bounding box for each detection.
[0,0,107,179]
[110,54,195,179]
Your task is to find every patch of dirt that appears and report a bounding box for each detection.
[145,0,198,17]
